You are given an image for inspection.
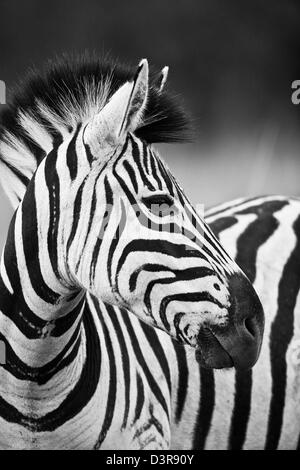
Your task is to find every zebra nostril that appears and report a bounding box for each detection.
[244,316,256,339]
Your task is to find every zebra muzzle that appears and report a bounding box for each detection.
[207,272,265,370]
[195,273,264,370]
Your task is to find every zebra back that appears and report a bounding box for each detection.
[170,195,300,449]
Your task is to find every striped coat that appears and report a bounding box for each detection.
[170,195,300,449]
[0,54,264,449]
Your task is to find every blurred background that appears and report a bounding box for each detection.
[0,0,300,250]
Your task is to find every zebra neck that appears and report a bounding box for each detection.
[0,199,89,381]
[0,259,90,432]
[0,257,87,367]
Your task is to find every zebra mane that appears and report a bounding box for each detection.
[0,52,191,207]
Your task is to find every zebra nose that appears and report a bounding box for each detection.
[214,273,265,370]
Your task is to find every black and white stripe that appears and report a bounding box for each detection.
[0,54,264,449]
[170,195,300,450]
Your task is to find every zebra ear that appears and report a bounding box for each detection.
[84,59,149,147]
[157,66,169,94]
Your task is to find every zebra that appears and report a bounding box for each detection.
[0,54,264,449]
[170,195,300,450]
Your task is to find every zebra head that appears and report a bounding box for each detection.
[43,59,264,370]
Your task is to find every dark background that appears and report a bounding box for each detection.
[0,0,300,249]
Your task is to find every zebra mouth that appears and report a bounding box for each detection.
[195,328,234,369]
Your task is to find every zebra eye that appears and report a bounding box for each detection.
[142,194,175,216]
